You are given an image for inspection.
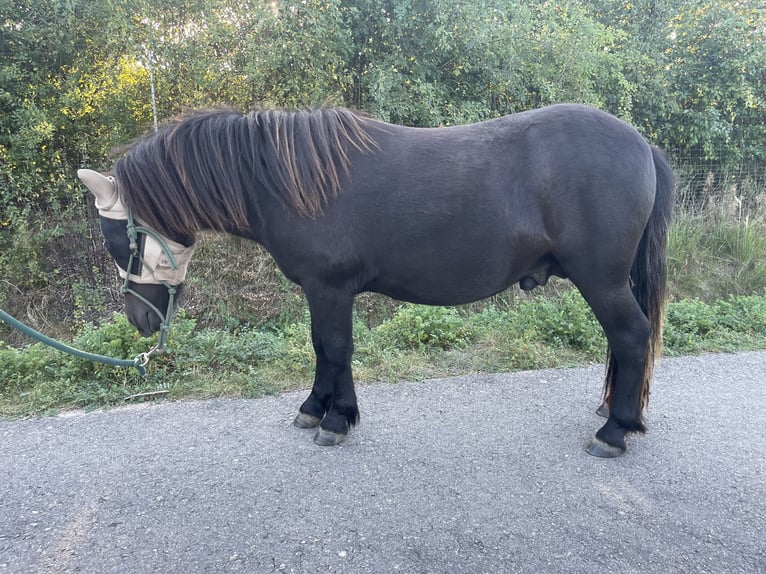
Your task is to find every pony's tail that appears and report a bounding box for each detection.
[604,145,676,419]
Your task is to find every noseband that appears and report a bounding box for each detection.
[122,207,179,356]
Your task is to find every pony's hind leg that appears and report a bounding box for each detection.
[294,286,359,446]
[578,282,651,457]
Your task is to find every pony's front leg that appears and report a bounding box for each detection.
[293,287,359,446]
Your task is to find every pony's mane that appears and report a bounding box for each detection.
[113,107,377,238]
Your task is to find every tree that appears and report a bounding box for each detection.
[1,0,764,331]
[663,0,765,167]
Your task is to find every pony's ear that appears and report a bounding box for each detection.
[77,169,125,218]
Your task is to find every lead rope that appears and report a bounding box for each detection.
[0,209,182,375]
[0,308,148,376]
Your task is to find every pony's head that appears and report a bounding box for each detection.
[77,169,195,337]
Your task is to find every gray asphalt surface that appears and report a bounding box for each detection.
[1,351,764,574]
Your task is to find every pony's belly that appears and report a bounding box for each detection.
[365,266,516,306]
[364,248,560,305]
[369,284,506,306]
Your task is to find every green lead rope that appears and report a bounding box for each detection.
[0,208,182,377]
[0,308,147,376]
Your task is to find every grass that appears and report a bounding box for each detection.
[3,289,766,418]
[2,179,766,417]
[667,170,766,300]
[668,211,766,300]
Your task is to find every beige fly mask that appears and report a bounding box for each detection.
[77,169,195,285]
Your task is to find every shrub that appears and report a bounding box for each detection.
[663,294,766,354]
[373,304,475,351]
[3,290,766,417]
[663,299,718,353]
[516,290,605,355]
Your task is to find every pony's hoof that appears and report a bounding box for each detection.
[293,412,322,429]
[586,437,626,458]
[314,428,346,446]
[596,403,610,418]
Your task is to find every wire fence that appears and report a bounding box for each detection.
[669,147,766,220]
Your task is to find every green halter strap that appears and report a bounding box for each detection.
[121,208,180,356]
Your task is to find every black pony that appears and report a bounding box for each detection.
[79,104,675,457]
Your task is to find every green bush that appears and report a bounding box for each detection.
[373,305,475,351]
[663,294,766,354]
[664,299,718,353]
[177,327,286,368]
[3,290,766,417]
[516,290,605,355]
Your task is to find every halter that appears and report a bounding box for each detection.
[122,207,179,360]
[0,199,184,374]
[78,168,196,368]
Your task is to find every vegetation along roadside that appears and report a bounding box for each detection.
[2,286,766,418]
[5,165,766,417]
[1,0,765,416]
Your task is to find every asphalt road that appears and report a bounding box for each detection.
[1,351,764,574]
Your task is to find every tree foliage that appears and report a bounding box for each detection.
[1,0,764,324]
